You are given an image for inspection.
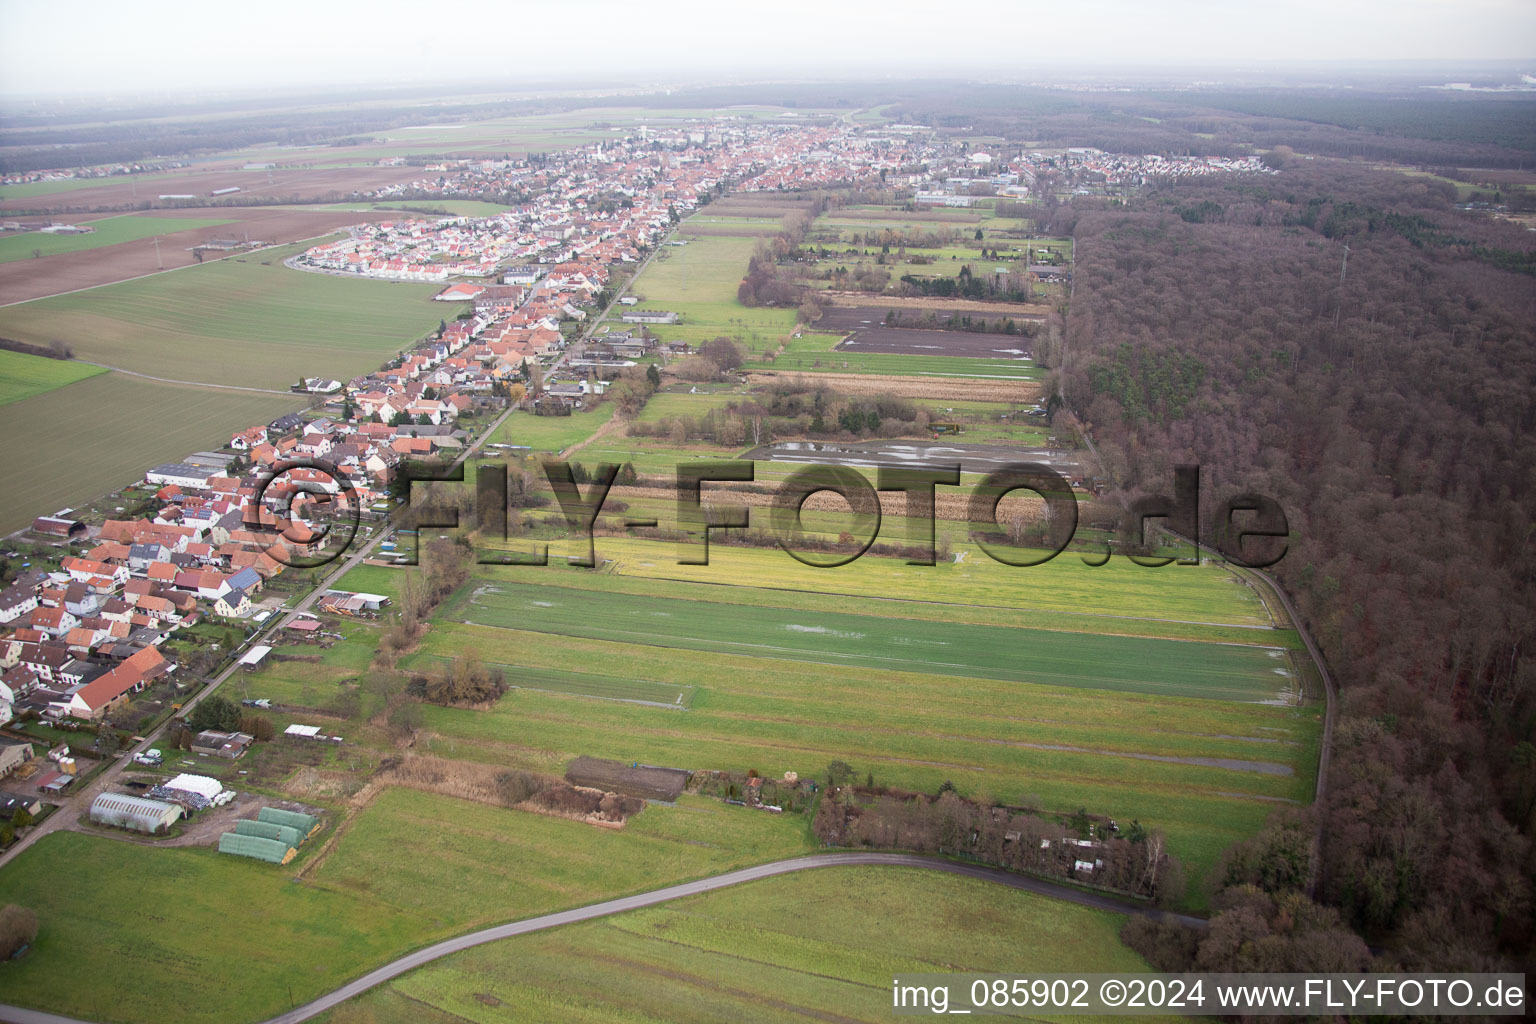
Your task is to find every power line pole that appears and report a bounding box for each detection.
[152,235,163,270]
[1333,244,1350,329]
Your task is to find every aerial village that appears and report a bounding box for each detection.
[0,117,1266,858]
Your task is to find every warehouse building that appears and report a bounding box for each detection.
[89,793,183,834]
[218,832,295,864]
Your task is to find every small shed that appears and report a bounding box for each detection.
[233,819,303,849]
[257,806,321,838]
[218,832,295,864]
[239,645,272,670]
[90,793,182,834]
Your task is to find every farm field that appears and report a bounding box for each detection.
[0,213,235,263]
[615,232,800,351]
[747,329,1042,378]
[0,240,452,387]
[573,536,1273,627]
[0,371,302,535]
[312,789,811,930]
[0,348,106,406]
[322,867,1172,1024]
[0,208,378,305]
[392,615,1315,900]
[0,791,814,1024]
[315,199,516,217]
[0,165,420,212]
[406,556,1298,646]
[0,173,182,202]
[487,403,616,453]
[438,580,1288,701]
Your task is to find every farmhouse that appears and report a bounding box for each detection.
[66,646,171,720]
[191,730,253,759]
[0,740,32,778]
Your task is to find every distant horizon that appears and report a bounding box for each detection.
[2,59,1535,112]
[1,0,1533,100]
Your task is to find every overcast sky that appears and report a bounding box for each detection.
[1,0,1531,97]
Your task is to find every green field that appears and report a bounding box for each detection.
[322,867,1170,1024]
[619,232,800,351]
[0,173,180,203]
[441,580,1287,701]
[0,214,235,263]
[0,371,302,535]
[0,791,814,1024]
[0,348,106,406]
[749,329,1042,379]
[0,240,452,388]
[487,403,616,453]
[576,536,1272,627]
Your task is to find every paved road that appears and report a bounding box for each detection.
[0,403,515,873]
[0,851,1202,1024]
[539,224,676,385]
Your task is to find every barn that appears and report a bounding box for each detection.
[89,793,183,834]
[218,832,295,864]
[32,516,85,539]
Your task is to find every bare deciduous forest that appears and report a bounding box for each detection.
[1034,157,1535,971]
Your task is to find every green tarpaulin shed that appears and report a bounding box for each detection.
[257,806,320,837]
[218,832,296,865]
[233,819,303,849]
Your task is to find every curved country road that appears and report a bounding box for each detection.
[0,852,1202,1024]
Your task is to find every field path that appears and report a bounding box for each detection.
[0,852,1202,1024]
[73,361,297,396]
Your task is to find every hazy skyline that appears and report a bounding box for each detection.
[1,0,1533,98]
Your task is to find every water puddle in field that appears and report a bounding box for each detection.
[983,738,1292,775]
[785,624,866,640]
[530,600,554,607]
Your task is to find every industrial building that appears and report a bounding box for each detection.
[89,793,183,834]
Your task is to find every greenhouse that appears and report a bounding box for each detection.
[217,832,295,865]
[89,793,182,834]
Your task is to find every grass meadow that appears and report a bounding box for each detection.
[322,867,1178,1024]
[0,348,106,406]
[0,791,815,1024]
